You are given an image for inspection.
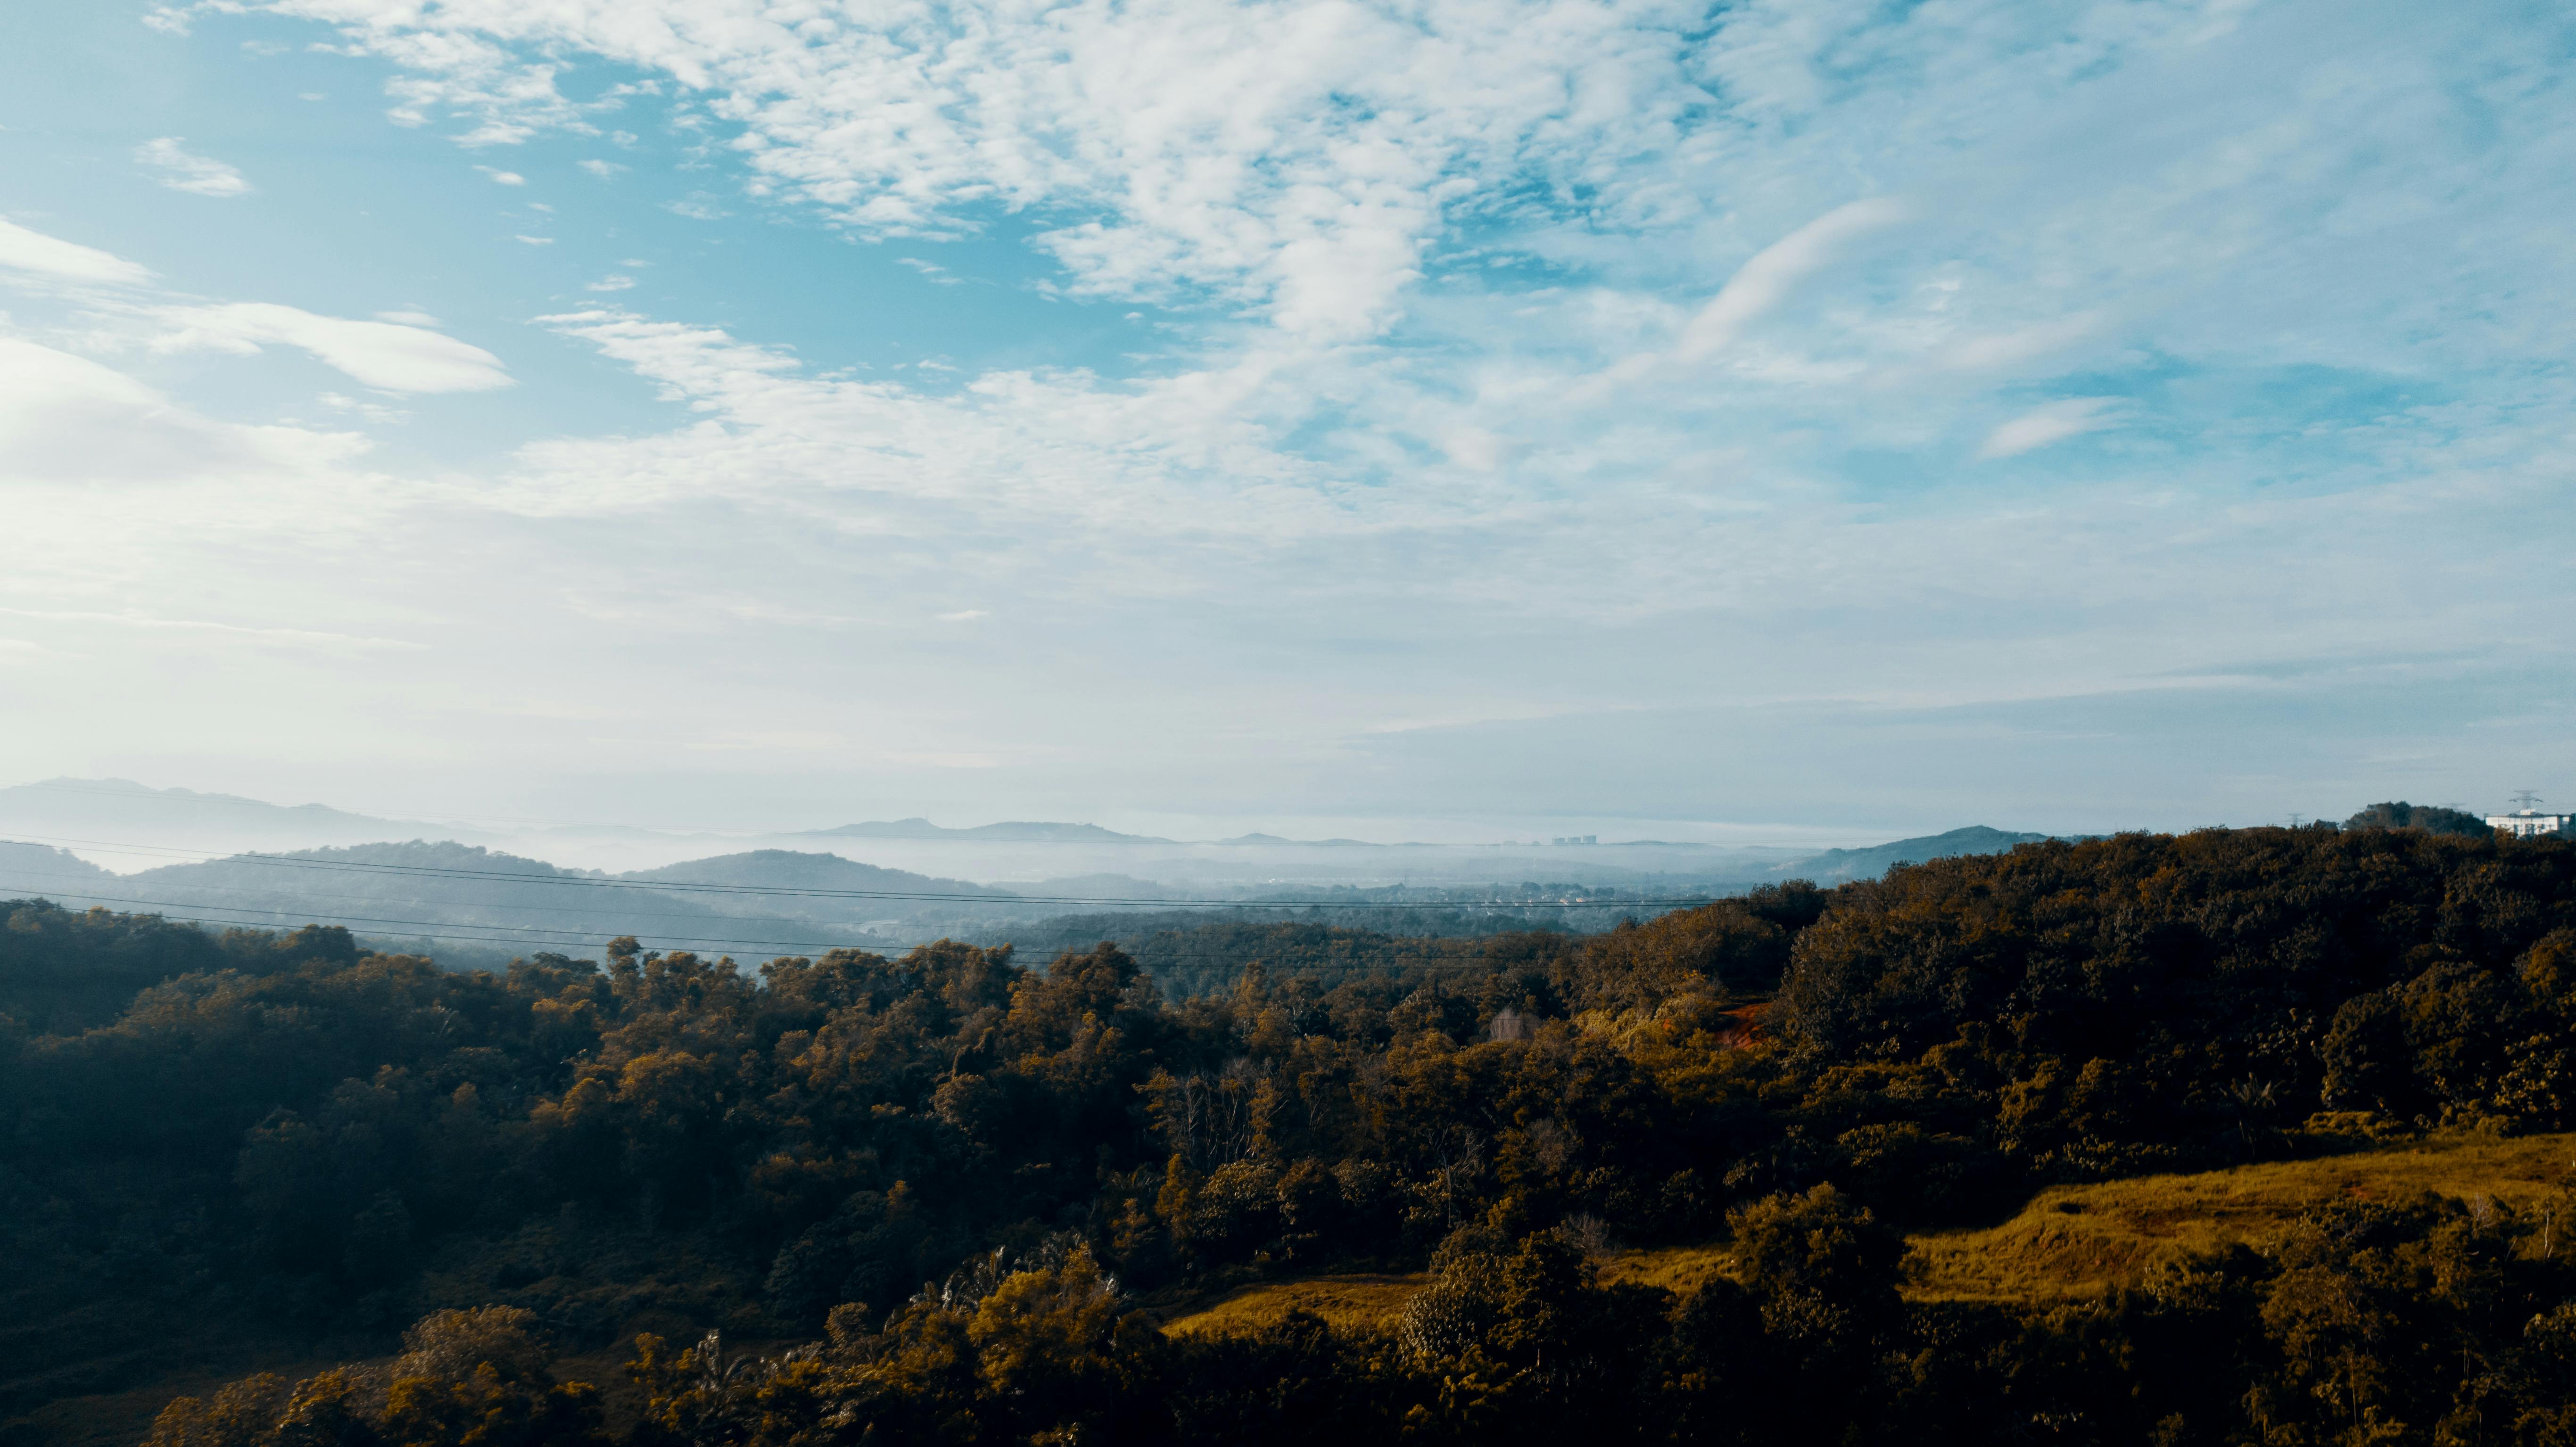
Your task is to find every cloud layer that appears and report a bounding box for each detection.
[1,0,2571,831]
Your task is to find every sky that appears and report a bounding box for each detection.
[0,0,2570,844]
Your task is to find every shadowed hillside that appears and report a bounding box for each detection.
[5,825,2575,1446]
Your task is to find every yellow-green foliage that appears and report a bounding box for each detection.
[1162,1273,1428,1337]
[1169,1133,2576,1334]
[1908,1130,2576,1303]
[1594,1243,1734,1298]
[1164,1245,1740,1338]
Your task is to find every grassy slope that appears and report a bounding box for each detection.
[1162,1133,2576,1336]
[16,1135,2571,1439]
[1908,1131,2574,1304]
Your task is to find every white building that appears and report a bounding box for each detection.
[2487,797,2575,839]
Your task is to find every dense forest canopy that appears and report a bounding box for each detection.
[4,824,2575,1445]
[2343,800,2498,838]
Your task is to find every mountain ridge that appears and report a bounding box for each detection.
[800,817,1174,844]
[1773,824,2052,881]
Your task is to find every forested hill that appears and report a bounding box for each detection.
[0,825,2072,978]
[0,841,1033,968]
[5,825,2576,1446]
[1768,822,2051,881]
[616,849,1011,899]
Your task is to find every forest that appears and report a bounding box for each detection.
[4,822,2575,1445]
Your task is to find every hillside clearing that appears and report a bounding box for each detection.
[1908,1130,2576,1303]
[1162,1132,2576,1335]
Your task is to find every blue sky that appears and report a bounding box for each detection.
[0,0,2570,842]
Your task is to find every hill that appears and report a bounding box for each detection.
[800,817,1171,843]
[19,841,859,962]
[7,826,2576,1446]
[1,842,1040,964]
[0,778,468,851]
[617,848,1016,903]
[1769,823,2050,881]
[0,841,112,898]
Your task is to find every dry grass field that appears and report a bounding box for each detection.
[15,1134,2569,1439]
[1160,1131,2576,1336]
[1158,1272,1430,1337]
[1907,1130,2575,1303]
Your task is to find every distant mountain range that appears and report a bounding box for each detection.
[802,818,1170,844]
[0,780,2059,868]
[0,778,2074,971]
[0,838,1032,965]
[0,823,2067,967]
[0,776,462,849]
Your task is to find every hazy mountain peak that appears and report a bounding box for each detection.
[0,776,470,850]
[803,818,1171,844]
[1777,825,2051,881]
[619,849,1010,896]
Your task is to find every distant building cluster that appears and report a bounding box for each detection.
[2488,794,2575,839]
[1551,835,1598,846]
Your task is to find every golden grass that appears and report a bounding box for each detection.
[1596,1242,1734,1298]
[1160,1273,1430,1337]
[1161,1133,2576,1334]
[1159,1244,1742,1338]
[1907,1131,2576,1305]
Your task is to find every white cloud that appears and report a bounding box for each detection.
[513,234,553,245]
[1978,398,2127,460]
[9,0,2576,826]
[578,158,627,179]
[585,275,635,292]
[152,303,512,393]
[319,391,412,424]
[0,218,154,285]
[0,335,170,431]
[1676,199,1909,361]
[0,336,370,484]
[250,0,1728,341]
[937,609,990,622]
[475,165,526,185]
[136,137,254,197]
[898,258,961,285]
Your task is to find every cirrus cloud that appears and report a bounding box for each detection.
[0,217,155,286]
[1978,397,2127,460]
[152,302,512,393]
[136,137,254,197]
